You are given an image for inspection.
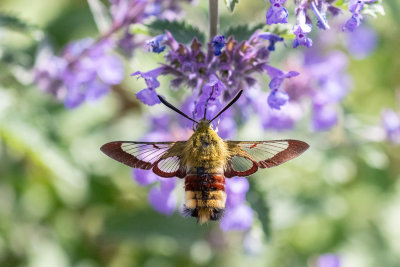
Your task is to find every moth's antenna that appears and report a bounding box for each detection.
[157,95,199,124]
[209,90,243,123]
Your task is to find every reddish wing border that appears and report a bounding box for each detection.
[100,141,186,178]
[225,140,309,177]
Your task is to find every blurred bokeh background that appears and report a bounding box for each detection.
[0,0,399,267]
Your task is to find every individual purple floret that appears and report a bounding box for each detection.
[317,254,340,267]
[131,67,166,105]
[268,89,290,110]
[265,65,299,91]
[258,32,284,51]
[293,22,313,48]
[212,35,226,56]
[146,35,167,53]
[293,6,313,48]
[343,0,365,32]
[382,109,400,144]
[266,0,289,25]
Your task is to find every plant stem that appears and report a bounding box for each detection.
[209,0,219,41]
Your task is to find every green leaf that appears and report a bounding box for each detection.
[224,0,240,12]
[223,23,265,42]
[130,23,151,36]
[145,19,206,44]
[0,13,38,32]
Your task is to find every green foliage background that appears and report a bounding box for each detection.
[0,1,399,267]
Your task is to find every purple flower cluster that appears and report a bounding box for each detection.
[381,109,400,144]
[280,46,351,131]
[133,31,299,125]
[265,0,377,48]
[35,39,124,108]
[34,0,191,108]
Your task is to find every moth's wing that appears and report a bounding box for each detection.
[224,140,309,178]
[100,141,187,178]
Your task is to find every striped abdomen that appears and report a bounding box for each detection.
[183,173,226,224]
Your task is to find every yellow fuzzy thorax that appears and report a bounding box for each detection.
[182,120,228,172]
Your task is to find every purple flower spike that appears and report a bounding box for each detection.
[317,254,340,267]
[148,186,176,215]
[146,35,167,54]
[258,32,284,51]
[266,0,289,25]
[212,35,225,56]
[220,204,254,231]
[382,109,400,143]
[132,168,159,186]
[268,89,289,110]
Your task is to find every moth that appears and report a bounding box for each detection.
[101,90,309,224]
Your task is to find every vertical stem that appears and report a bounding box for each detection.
[209,0,219,41]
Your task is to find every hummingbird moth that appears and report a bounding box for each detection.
[101,90,309,224]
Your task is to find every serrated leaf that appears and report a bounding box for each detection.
[223,23,265,42]
[224,0,240,12]
[146,19,205,44]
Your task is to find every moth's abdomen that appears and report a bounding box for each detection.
[183,174,226,224]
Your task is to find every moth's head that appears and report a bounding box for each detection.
[156,90,243,130]
[196,119,212,131]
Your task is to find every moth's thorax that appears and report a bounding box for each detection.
[183,120,228,172]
